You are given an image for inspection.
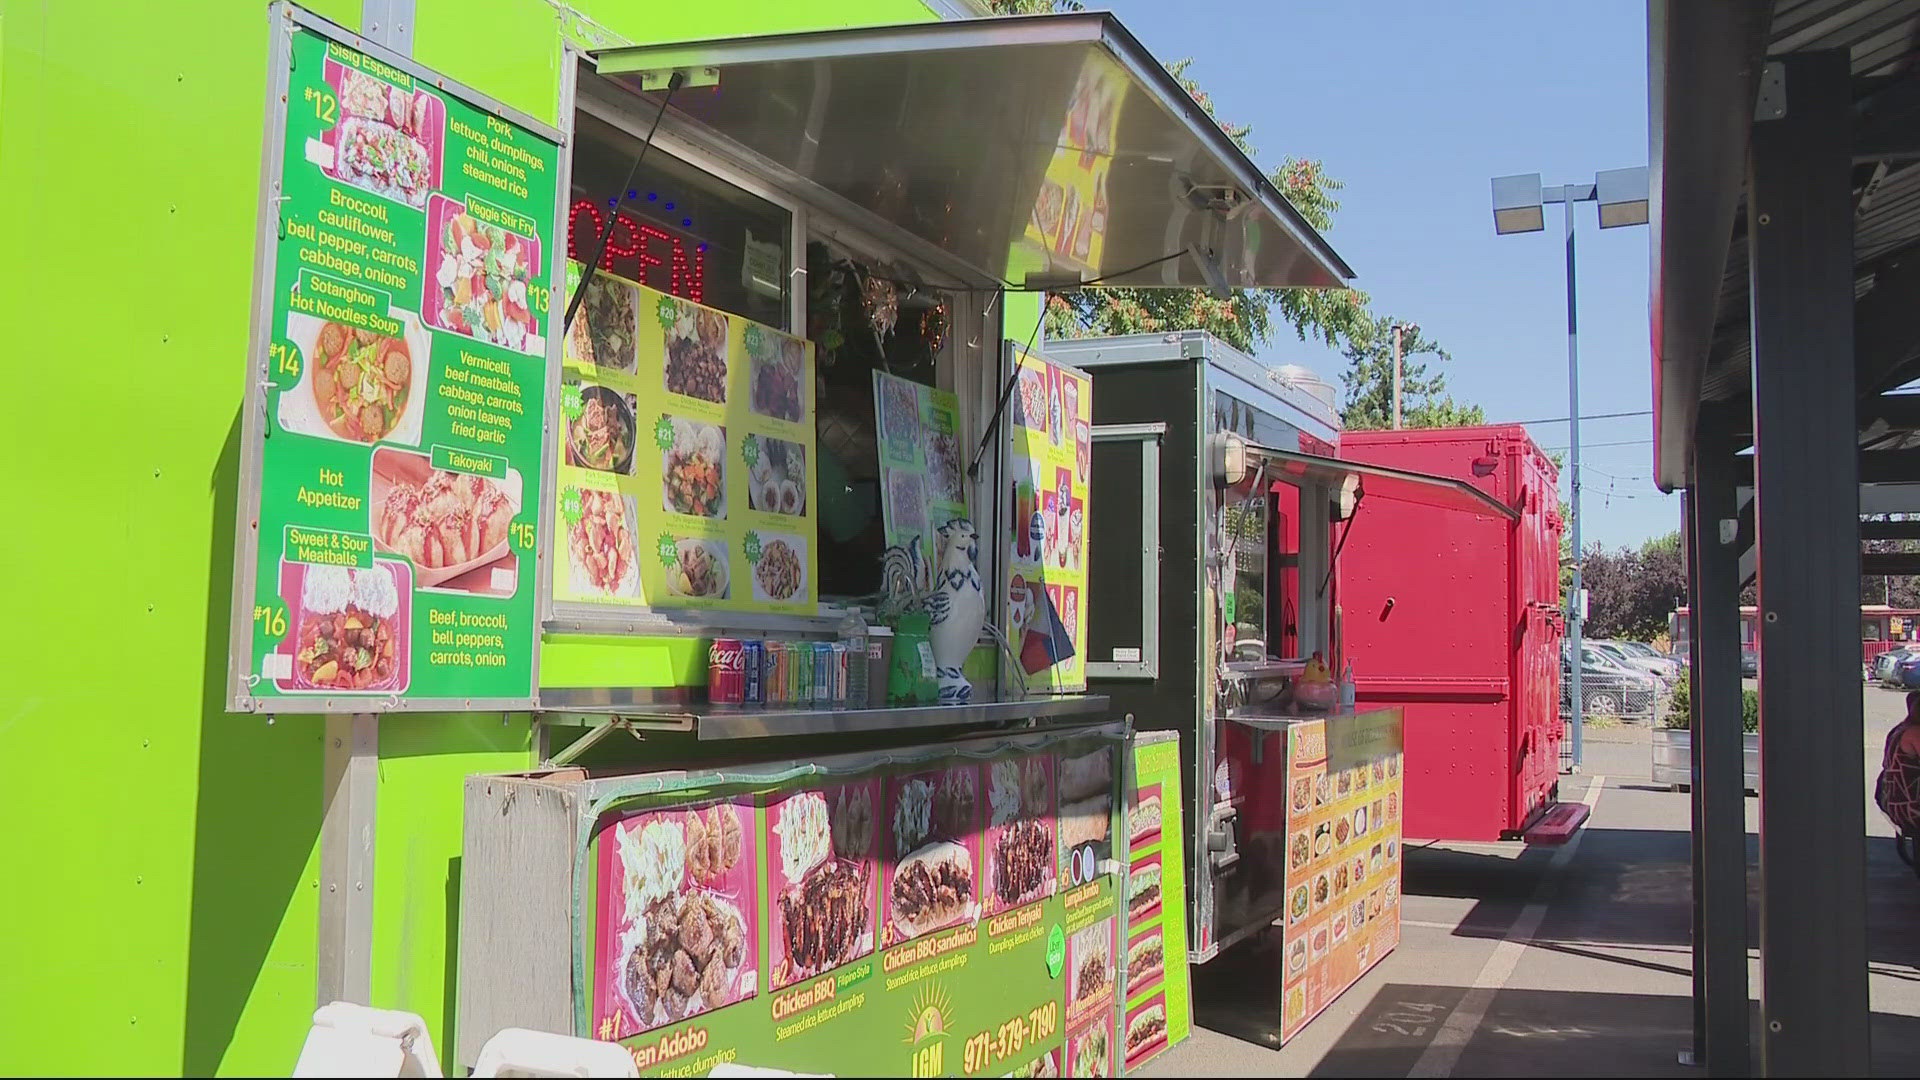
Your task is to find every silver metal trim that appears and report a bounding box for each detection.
[1193,361,1216,956]
[359,0,414,53]
[317,713,377,1005]
[1087,423,1162,680]
[535,693,1110,740]
[588,13,1352,284]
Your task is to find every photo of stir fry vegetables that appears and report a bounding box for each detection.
[662,419,726,519]
[433,204,536,351]
[309,320,412,443]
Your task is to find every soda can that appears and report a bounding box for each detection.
[812,643,831,706]
[741,640,764,706]
[830,643,849,706]
[707,638,744,708]
[766,641,786,705]
[793,642,812,706]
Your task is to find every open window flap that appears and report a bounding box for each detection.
[588,12,1353,292]
[1238,442,1519,522]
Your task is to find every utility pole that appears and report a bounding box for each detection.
[1390,322,1415,429]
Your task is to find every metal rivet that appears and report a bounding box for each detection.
[1758,213,1772,226]
[1769,1019,1783,1032]
[1765,612,1779,623]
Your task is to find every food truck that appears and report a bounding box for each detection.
[0,2,1386,1075]
[1060,331,1519,1045]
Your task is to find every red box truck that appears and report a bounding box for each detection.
[1337,425,1568,841]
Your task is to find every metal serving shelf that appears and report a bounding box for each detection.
[535,695,1113,762]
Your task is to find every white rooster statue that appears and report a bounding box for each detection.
[925,519,985,704]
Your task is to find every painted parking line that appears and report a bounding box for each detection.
[1406,774,1608,1078]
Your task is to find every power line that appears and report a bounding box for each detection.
[1542,438,1654,451]
[1510,409,1652,425]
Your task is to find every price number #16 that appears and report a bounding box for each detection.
[254,604,289,638]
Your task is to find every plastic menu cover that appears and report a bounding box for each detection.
[553,262,818,614]
[232,20,559,710]
[874,370,970,572]
[1004,343,1092,694]
[586,729,1125,1076]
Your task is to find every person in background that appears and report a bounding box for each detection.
[1876,691,1920,875]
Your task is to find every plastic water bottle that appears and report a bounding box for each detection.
[840,607,870,710]
[1339,661,1356,709]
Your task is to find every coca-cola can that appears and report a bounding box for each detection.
[708,638,744,707]
[742,640,764,706]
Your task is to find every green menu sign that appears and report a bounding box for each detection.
[229,9,559,711]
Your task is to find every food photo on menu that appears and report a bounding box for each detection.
[664,538,729,602]
[1067,920,1113,1015]
[1126,930,1164,995]
[565,381,638,476]
[567,269,641,373]
[662,295,729,404]
[1055,747,1113,876]
[322,64,443,208]
[602,801,756,1038]
[749,532,808,605]
[983,755,1056,916]
[1068,1021,1111,1079]
[1124,997,1170,1065]
[661,417,727,520]
[426,195,540,353]
[371,448,519,594]
[275,561,409,693]
[278,313,429,447]
[885,765,980,944]
[768,782,878,990]
[1126,857,1161,922]
[1128,786,1161,848]
[747,325,806,423]
[565,486,640,599]
[745,435,807,517]
[1007,1049,1060,1078]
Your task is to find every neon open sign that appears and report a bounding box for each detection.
[566,199,707,304]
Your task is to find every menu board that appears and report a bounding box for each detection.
[585,734,1124,1077]
[1005,344,1093,694]
[1279,715,1404,1043]
[1122,733,1191,1071]
[1024,56,1125,273]
[553,262,817,614]
[231,18,558,710]
[874,371,970,569]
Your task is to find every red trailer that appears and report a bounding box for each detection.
[1337,425,1569,841]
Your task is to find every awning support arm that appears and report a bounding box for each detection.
[562,70,684,334]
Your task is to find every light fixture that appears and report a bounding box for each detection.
[1595,166,1650,229]
[1491,173,1546,235]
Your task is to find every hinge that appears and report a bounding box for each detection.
[1755,61,1786,122]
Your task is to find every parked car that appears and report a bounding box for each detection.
[1892,652,1920,690]
[1591,640,1683,685]
[1563,644,1662,717]
[1616,638,1687,668]
[1874,648,1911,686]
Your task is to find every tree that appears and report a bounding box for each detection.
[1337,317,1486,430]
[1578,530,1688,641]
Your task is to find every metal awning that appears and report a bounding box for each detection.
[1236,441,1519,521]
[590,12,1353,291]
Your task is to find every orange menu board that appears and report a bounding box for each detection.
[1279,712,1404,1042]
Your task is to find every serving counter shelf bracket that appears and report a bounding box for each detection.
[533,694,1113,763]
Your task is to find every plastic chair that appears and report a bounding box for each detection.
[292,1002,442,1078]
[470,1028,639,1078]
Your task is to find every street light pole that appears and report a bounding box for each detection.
[1491,167,1646,772]
[1392,323,1405,430]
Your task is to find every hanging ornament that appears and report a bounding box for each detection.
[864,272,899,340]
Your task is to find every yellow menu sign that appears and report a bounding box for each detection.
[553,263,817,614]
[1004,344,1092,693]
[1025,57,1125,273]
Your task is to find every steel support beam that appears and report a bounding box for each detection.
[318,714,378,1006]
[1683,488,1706,1068]
[1691,405,1752,1076]
[1747,49,1870,1075]
[1861,518,1920,540]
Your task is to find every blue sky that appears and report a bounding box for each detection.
[1102,0,1676,550]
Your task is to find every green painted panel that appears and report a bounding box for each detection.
[541,633,708,688]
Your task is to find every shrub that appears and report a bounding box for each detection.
[1661,679,1759,733]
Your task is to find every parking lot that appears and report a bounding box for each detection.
[1142,687,1920,1077]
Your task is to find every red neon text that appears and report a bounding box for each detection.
[567,199,706,303]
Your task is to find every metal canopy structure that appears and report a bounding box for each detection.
[1235,441,1520,522]
[1649,1,1920,1075]
[592,12,1354,292]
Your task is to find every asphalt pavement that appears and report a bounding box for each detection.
[1139,686,1920,1077]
